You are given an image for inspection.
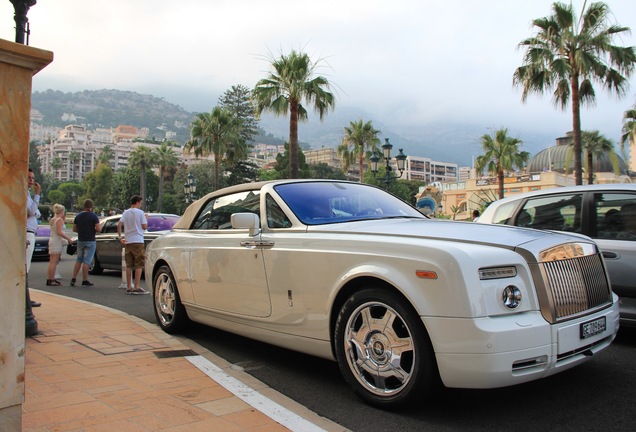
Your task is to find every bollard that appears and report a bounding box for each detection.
[118,246,128,289]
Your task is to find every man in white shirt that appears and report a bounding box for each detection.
[117,195,148,294]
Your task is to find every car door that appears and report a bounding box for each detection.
[187,190,271,317]
[96,217,122,268]
[588,191,636,301]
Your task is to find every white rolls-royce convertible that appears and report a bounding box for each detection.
[146,180,619,408]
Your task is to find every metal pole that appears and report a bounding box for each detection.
[384,159,393,190]
[11,0,37,45]
[25,268,38,336]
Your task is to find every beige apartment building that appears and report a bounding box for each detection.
[36,124,189,181]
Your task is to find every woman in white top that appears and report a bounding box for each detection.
[47,204,74,286]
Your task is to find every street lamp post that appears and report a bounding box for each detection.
[183,173,197,203]
[369,138,407,190]
[10,0,37,45]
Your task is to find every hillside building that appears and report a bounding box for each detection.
[36,124,188,180]
[32,120,463,186]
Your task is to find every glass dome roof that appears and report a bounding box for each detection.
[527,133,627,174]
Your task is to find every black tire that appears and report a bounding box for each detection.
[334,287,439,409]
[88,255,103,275]
[152,265,189,334]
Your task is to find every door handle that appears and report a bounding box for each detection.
[602,251,618,259]
[240,241,275,248]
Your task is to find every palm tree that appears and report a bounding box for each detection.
[253,50,336,179]
[622,105,636,166]
[513,1,636,186]
[154,142,178,212]
[580,130,620,183]
[185,107,239,191]
[337,120,381,182]
[51,156,63,180]
[98,145,114,166]
[475,128,530,199]
[128,145,156,211]
[68,150,81,180]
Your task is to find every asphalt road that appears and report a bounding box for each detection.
[28,257,636,432]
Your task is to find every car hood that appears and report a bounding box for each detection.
[145,230,171,239]
[307,217,589,250]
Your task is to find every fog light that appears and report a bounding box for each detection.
[502,285,522,309]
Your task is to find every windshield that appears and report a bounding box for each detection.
[275,182,424,225]
[146,215,181,232]
[36,227,51,236]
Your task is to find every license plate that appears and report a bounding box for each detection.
[580,316,606,339]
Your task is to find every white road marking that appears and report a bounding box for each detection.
[186,355,328,432]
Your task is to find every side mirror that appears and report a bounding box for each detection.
[231,213,261,237]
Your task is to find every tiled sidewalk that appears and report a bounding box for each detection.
[23,291,344,432]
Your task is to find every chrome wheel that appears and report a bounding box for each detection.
[334,287,438,408]
[154,272,176,327]
[152,265,188,333]
[344,301,415,396]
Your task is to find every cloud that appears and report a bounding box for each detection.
[2,0,635,146]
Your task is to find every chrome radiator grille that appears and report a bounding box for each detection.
[540,254,612,321]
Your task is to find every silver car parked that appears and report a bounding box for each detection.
[86,213,180,275]
[478,183,636,327]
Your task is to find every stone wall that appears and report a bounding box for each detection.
[0,38,52,431]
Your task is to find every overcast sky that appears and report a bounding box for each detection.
[2,0,636,147]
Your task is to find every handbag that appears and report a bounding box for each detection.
[66,242,77,255]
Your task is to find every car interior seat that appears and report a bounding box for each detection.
[516,210,532,228]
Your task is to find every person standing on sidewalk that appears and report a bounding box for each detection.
[46,204,73,286]
[26,168,42,307]
[117,195,149,294]
[71,199,101,287]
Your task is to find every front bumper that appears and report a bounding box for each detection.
[423,296,620,389]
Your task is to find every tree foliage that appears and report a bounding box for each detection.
[272,142,311,179]
[185,107,242,191]
[111,167,158,212]
[513,1,636,185]
[622,105,636,163]
[309,163,347,180]
[218,84,259,148]
[253,49,335,179]
[223,160,260,186]
[337,120,381,182]
[475,128,529,199]
[98,145,115,165]
[580,130,621,183]
[83,162,113,209]
[154,142,179,212]
[128,145,157,211]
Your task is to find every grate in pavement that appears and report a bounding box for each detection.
[153,349,198,358]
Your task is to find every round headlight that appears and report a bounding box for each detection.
[502,285,522,309]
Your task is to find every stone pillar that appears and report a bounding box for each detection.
[0,38,53,432]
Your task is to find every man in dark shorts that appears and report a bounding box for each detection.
[117,195,148,294]
[71,199,101,286]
